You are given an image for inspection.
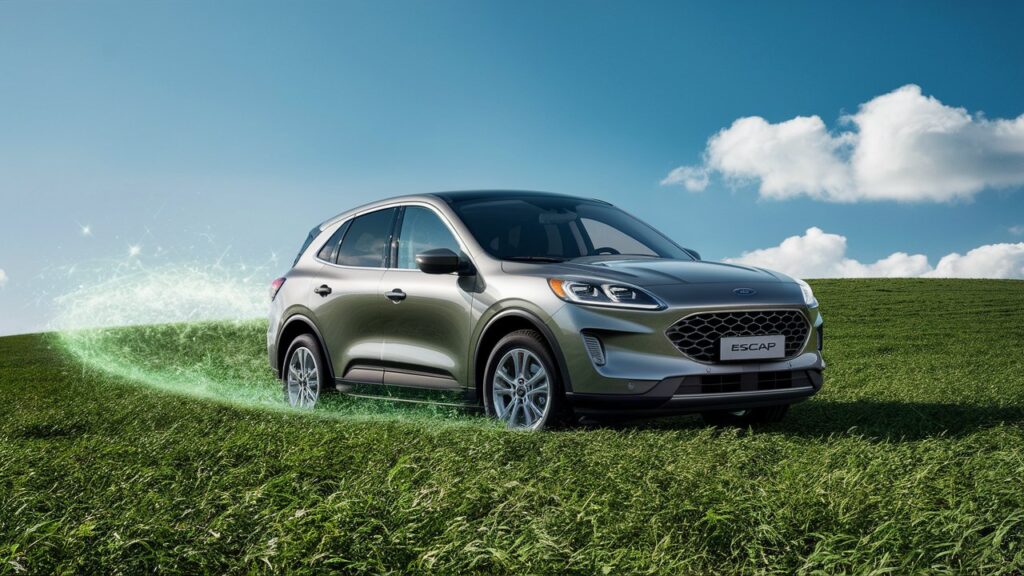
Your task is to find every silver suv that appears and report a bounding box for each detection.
[268,191,824,429]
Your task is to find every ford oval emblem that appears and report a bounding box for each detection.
[733,288,757,296]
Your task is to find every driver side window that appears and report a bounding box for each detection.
[396,206,461,269]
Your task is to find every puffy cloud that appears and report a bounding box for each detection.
[664,85,1024,202]
[927,244,1024,279]
[0,269,6,288]
[725,228,1024,279]
[705,116,854,200]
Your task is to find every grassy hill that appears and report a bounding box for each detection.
[2,279,1023,574]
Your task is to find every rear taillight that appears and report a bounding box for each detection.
[270,277,286,301]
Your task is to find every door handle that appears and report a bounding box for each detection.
[385,288,406,303]
[314,284,332,297]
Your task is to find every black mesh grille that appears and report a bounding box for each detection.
[666,310,809,362]
[673,370,811,395]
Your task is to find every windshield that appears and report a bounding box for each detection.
[449,196,691,262]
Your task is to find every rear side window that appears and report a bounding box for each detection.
[336,208,397,268]
[316,221,350,263]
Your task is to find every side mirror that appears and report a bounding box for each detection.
[415,248,462,274]
[684,248,701,261]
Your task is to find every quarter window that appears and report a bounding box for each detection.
[396,206,461,269]
[316,221,350,263]
[336,208,397,268]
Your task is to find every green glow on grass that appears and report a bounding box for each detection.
[53,263,490,427]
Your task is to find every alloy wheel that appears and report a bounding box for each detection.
[491,347,551,430]
[286,346,320,409]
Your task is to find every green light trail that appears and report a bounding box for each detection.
[53,263,490,427]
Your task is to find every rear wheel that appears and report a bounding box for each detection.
[701,404,789,426]
[483,329,565,430]
[283,334,325,409]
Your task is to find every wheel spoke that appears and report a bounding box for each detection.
[524,370,545,387]
[522,401,535,426]
[495,372,515,389]
[525,383,548,397]
[511,402,523,427]
[526,399,542,421]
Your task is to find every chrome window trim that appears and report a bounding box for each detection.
[313,201,473,272]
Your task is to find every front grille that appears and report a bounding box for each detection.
[666,309,809,362]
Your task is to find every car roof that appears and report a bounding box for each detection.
[430,189,610,205]
[318,190,611,229]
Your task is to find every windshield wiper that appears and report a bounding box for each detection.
[504,256,567,263]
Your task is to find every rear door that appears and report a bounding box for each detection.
[378,205,474,389]
[311,207,398,384]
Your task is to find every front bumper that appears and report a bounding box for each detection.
[567,368,823,416]
[547,300,826,415]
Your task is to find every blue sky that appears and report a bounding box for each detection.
[2,1,1024,334]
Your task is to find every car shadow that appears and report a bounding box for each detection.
[581,400,1024,441]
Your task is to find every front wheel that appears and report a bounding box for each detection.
[483,329,566,430]
[702,404,789,426]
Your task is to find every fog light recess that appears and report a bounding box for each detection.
[582,333,606,366]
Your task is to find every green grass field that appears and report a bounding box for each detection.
[2,279,1024,574]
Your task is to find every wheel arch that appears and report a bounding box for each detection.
[472,308,573,401]
[277,314,336,384]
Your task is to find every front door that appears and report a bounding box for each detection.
[378,205,474,389]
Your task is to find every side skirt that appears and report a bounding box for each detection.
[335,379,481,410]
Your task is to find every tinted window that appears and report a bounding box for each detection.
[316,221,350,263]
[449,197,689,261]
[336,208,396,267]
[396,207,461,269]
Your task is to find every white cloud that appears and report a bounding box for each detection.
[664,85,1024,202]
[927,244,1024,279]
[0,269,7,288]
[1010,225,1024,236]
[725,227,1024,279]
[660,165,709,191]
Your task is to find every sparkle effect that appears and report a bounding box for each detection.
[52,258,484,426]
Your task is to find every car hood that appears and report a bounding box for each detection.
[505,257,789,287]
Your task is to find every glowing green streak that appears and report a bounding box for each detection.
[53,264,493,428]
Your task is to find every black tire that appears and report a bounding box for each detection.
[701,404,790,427]
[483,329,567,430]
[282,334,328,409]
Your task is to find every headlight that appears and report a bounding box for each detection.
[796,279,818,308]
[547,278,664,310]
